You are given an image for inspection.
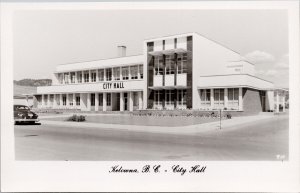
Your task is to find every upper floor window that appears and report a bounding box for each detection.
[139,65,143,79]
[177,53,187,74]
[84,71,89,83]
[91,70,97,82]
[122,67,129,80]
[70,72,76,83]
[64,73,69,84]
[130,66,138,80]
[77,71,82,83]
[106,68,112,81]
[154,56,163,75]
[165,55,175,75]
[58,73,63,84]
[98,69,104,81]
[113,67,120,80]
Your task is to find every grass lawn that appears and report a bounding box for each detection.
[43,114,221,127]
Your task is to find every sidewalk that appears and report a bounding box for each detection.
[40,113,278,135]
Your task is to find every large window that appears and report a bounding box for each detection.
[84,71,89,83]
[113,67,120,80]
[76,96,80,106]
[70,72,76,83]
[177,53,187,74]
[98,69,104,81]
[122,67,129,80]
[139,65,143,79]
[165,55,175,75]
[77,72,82,83]
[106,68,112,81]
[154,90,163,106]
[228,88,239,109]
[165,90,175,106]
[58,73,63,84]
[64,73,69,84]
[214,89,224,108]
[130,66,138,80]
[154,56,163,75]
[107,93,111,106]
[99,93,103,106]
[177,90,187,106]
[91,94,95,106]
[91,70,97,82]
[200,89,211,107]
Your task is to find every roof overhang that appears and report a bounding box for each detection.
[149,85,190,90]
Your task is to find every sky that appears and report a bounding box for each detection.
[13,9,289,88]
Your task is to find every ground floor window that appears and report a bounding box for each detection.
[76,96,80,106]
[165,90,175,106]
[228,88,239,109]
[91,93,95,106]
[214,89,224,108]
[177,89,187,106]
[69,95,73,106]
[200,89,211,107]
[63,96,66,106]
[99,93,103,106]
[154,90,163,106]
[107,93,111,106]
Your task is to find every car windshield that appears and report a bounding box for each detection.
[15,106,30,110]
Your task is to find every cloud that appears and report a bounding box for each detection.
[265,69,278,76]
[244,50,275,64]
[275,53,289,69]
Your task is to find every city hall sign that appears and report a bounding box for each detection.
[103,82,125,90]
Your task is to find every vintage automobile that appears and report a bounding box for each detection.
[14,105,39,124]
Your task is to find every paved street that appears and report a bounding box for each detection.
[14,115,288,161]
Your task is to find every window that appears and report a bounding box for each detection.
[77,72,82,83]
[113,67,120,80]
[177,90,187,106]
[98,69,104,81]
[228,88,239,109]
[177,53,187,74]
[130,66,138,79]
[214,89,224,108]
[91,94,95,106]
[69,94,73,106]
[139,65,143,79]
[91,70,96,82]
[165,90,175,105]
[154,56,163,75]
[165,55,175,75]
[106,68,112,81]
[76,96,80,106]
[84,71,89,82]
[63,96,66,106]
[200,89,211,107]
[64,73,69,84]
[133,92,138,106]
[58,73,63,84]
[70,72,76,83]
[106,93,111,106]
[122,67,129,80]
[154,90,163,106]
[99,93,103,106]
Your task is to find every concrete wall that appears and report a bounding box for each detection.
[242,88,263,114]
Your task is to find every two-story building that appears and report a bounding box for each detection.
[34,32,287,113]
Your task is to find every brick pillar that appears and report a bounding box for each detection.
[95,93,99,111]
[210,89,214,109]
[60,94,63,108]
[120,92,124,111]
[80,93,84,111]
[129,92,134,111]
[73,93,76,108]
[224,88,228,109]
[138,91,143,110]
[103,93,107,111]
[239,88,243,111]
[87,93,91,111]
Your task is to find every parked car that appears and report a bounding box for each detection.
[14,105,39,124]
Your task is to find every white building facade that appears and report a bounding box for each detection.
[34,33,287,113]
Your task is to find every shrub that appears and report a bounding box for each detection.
[67,114,86,122]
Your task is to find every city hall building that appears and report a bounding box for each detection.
[34,32,287,113]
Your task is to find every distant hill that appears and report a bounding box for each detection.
[14,78,52,87]
[14,84,37,97]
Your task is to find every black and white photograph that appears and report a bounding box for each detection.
[1,1,299,192]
